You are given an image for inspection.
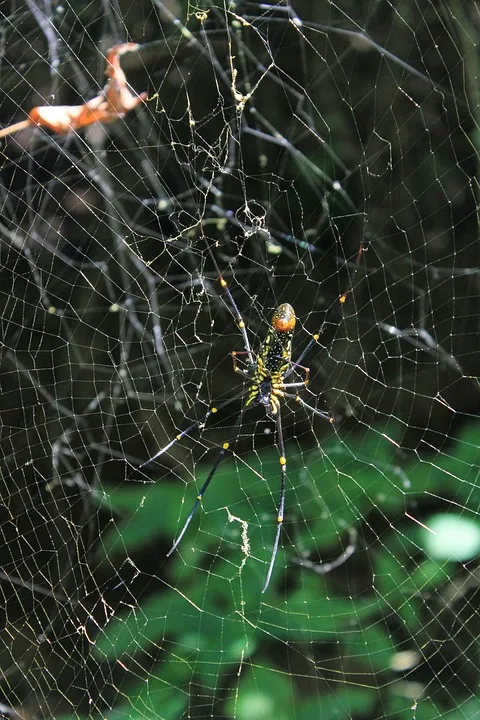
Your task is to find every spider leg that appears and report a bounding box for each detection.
[232,351,255,379]
[284,358,310,381]
[167,407,247,557]
[281,381,308,389]
[262,407,287,593]
[290,241,364,373]
[283,392,334,423]
[140,391,244,468]
[206,244,255,369]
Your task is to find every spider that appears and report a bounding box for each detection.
[141,242,364,592]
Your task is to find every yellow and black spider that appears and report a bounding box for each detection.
[142,243,363,592]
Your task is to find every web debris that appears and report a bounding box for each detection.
[0,43,146,138]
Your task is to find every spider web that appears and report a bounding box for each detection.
[1,1,480,718]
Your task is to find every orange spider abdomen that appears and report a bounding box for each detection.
[272,303,296,333]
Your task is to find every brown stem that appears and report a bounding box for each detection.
[0,118,32,139]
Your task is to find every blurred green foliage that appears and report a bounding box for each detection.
[61,420,480,719]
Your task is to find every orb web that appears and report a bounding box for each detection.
[0,2,479,719]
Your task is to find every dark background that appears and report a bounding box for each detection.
[0,1,479,718]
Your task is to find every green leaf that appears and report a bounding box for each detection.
[224,661,295,720]
[421,513,480,562]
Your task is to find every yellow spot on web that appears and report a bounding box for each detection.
[238,320,245,329]
[277,515,283,523]
[223,442,230,450]
[197,495,202,501]
[313,333,320,341]
[211,407,218,413]
[176,434,182,440]
[220,278,227,288]
[279,456,286,466]
[339,294,347,303]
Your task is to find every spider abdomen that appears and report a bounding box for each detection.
[260,303,296,376]
[245,303,296,413]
